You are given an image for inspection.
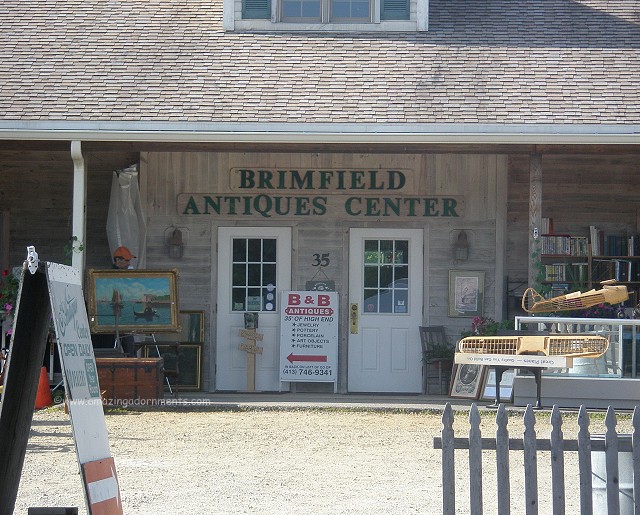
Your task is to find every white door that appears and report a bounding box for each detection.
[348,229,424,393]
[216,227,291,391]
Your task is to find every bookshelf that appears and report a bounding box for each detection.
[540,234,588,294]
[539,221,640,303]
[588,225,640,288]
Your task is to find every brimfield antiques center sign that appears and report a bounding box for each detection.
[177,168,464,219]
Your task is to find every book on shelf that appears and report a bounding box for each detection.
[603,234,640,256]
[589,227,640,257]
[541,217,553,235]
[592,258,640,283]
[550,283,570,297]
[541,235,588,256]
[589,225,602,256]
[545,264,566,281]
[544,262,588,283]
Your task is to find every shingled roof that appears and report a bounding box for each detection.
[0,0,639,129]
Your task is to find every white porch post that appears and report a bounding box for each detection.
[70,141,86,277]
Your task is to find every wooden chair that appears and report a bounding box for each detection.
[420,326,453,395]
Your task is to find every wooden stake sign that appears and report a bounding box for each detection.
[239,328,263,391]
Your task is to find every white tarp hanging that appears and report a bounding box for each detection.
[106,165,146,269]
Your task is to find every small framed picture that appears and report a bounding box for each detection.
[448,270,485,317]
[449,363,485,399]
[480,368,516,402]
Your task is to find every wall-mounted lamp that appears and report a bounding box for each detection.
[168,228,184,259]
[454,230,469,262]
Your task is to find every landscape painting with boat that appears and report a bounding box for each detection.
[86,269,180,333]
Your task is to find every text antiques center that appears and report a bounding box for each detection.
[176,166,464,394]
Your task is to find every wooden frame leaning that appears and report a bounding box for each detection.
[449,363,485,399]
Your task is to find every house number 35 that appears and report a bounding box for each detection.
[312,253,330,267]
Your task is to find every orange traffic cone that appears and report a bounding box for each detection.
[34,366,52,409]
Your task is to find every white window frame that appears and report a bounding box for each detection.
[224,0,428,32]
[280,0,372,24]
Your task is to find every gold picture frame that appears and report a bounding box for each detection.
[86,269,180,334]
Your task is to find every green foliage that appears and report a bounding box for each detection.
[428,339,455,361]
[0,268,19,311]
[0,268,19,333]
[63,236,85,265]
[531,245,552,297]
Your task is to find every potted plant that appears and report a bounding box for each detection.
[431,340,455,359]
[427,339,455,372]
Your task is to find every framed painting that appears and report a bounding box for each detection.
[145,343,202,390]
[155,310,204,343]
[448,270,485,317]
[449,363,485,399]
[86,269,180,334]
[481,368,516,403]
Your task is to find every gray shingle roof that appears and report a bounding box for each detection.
[0,0,638,125]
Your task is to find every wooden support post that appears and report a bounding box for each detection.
[239,328,263,391]
[529,153,543,288]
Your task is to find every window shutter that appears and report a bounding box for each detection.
[381,0,408,20]
[243,0,271,19]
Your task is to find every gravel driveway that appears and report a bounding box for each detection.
[13,405,627,514]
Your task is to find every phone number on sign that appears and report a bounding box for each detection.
[282,367,333,376]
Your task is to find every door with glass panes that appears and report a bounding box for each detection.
[216,227,291,391]
[348,229,423,393]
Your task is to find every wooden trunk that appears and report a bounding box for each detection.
[96,357,164,403]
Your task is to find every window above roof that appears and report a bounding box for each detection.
[224,0,428,31]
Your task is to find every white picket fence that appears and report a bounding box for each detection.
[434,403,640,514]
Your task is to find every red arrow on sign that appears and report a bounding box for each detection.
[287,353,328,363]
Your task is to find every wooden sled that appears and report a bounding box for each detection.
[521,279,628,314]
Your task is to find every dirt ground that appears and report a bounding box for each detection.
[12,405,630,514]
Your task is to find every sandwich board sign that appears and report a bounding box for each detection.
[0,254,122,514]
[47,262,123,514]
[279,291,338,391]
